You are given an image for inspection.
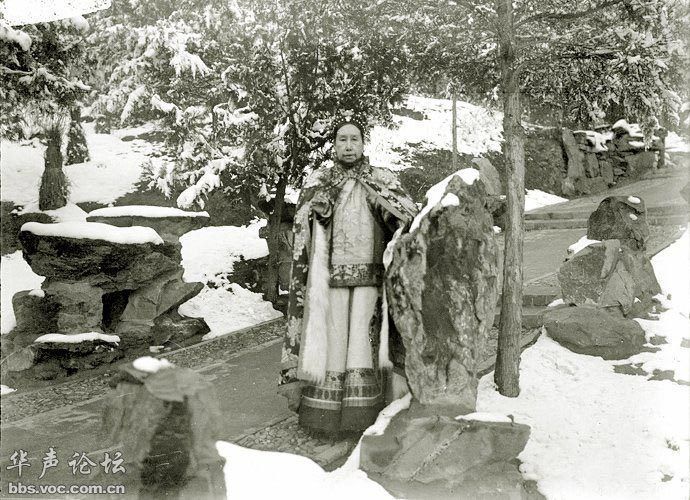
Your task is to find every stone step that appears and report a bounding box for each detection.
[525,213,688,230]
[525,203,688,221]
[496,293,558,307]
[493,305,547,329]
[478,326,543,377]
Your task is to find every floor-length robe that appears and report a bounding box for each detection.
[279,158,417,434]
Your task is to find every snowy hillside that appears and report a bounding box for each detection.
[366,95,503,170]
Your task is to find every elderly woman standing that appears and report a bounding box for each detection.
[278,114,417,435]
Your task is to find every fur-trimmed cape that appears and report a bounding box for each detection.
[278,157,418,395]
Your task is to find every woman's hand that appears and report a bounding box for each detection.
[310,192,332,220]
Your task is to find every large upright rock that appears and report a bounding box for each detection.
[587,196,649,250]
[386,172,499,413]
[103,359,226,499]
[561,128,586,181]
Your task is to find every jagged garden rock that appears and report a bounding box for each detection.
[115,268,204,335]
[18,229,180,291]
[558,240,660,316]
[386,173,499,413]
[587,196,649,250]
[103,362,226,499]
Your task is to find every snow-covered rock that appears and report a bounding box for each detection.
[34,332,120,344]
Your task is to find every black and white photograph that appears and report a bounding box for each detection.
[0,0,688,498]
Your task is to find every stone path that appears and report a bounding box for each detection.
[1,166,687,497]
[526,161,689,230]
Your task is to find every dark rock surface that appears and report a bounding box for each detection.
[543,305,646,359]
[575,176,608,195]
[386,173,499,412]
[561,128,586,181]
[19,229,180,291]
[151,313,211,345]
[43,282,104,334]
[587,196,649,250]
[103,362,226,499]
[115,268,203,335]
[558,239,660,317]
[558,240,637,313]
[361,403,530,490]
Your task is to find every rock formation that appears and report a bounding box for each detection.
[361,170,531,497]
[103,358,226,499]
[5,215,208,380]
[547,195,661,359]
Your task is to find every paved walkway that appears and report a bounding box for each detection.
[528,160,688,219]
[1,165,687,497]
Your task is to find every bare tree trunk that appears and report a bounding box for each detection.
[494,0,525,397]
[452,86,458,170]
[262,171,288,304]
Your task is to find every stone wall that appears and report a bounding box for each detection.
[561,121,663,197]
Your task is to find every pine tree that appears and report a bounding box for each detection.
[2,17,91,211]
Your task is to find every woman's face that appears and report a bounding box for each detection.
[334,124,363,166]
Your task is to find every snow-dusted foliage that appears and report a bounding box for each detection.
[87,0,414,213]
[1,19,91,139]
[401,0,687,136]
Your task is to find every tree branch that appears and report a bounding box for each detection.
[0,66,32,76]
[516,0,624,28]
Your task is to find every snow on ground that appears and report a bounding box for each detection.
[0,385,17,396]
[1,251,45,334]
[525,189,568,212]
[621,230,690,383]
[179,220,282,340]
[217,395,411,500]
[366,95,503,170]
[665,131,689,153]
[217,441,393,500]
[1,122,151,212]
[477,230,690,500]
[179,283,282,340]
[88,205,209,218]
[179,220,269,283]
